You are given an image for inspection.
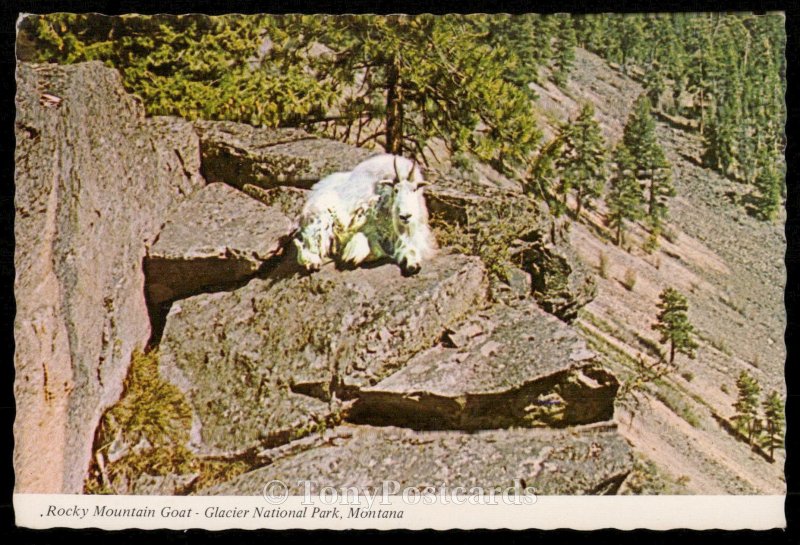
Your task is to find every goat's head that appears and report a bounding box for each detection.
[377,157,430,234]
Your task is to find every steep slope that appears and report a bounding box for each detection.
[534,48,785,494]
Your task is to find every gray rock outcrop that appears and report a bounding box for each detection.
[14,62,205,493]
[14,59,624,497]
[158,254,488,455]
[521,240,598,321]
[194,120,374,189]
[145,182,294,307]
[425,169,596,320]
[349,301,617,430]
[201,423,633,496]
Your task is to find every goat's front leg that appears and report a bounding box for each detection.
[341,232,372,267]
[295,213,334,271]
[394,236,422,276]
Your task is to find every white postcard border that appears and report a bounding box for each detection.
[14,493,786,531]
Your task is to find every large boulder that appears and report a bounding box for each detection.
[522,239,598,322]
[349,301,617,430]
[426,168,596,320]
[158,253,488,455]
[145,182,295,308]
[200,423,634,496]
[194,120,374,190]
[14,62,205,493]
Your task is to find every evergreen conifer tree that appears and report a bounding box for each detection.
[762,390,785,461]
[606,144,645,246]
[734,370,762,447]
[554,102,607,217]
[622,95,675,232]
[652,287,698,364]
[752,148,784,221]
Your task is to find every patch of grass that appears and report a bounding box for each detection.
[432,193,540,286]
[643,230,660,254]
[721,383,730,394]
[581,311,620,339]
[578,321,640,373]
[451,151,475,172]
[191,459,252,491]
[719,294,746,316]
[85,349,195,494]
[598,251,609,279]
[681,371,695,382]
[622,268,637,291]
[621,454,688,495]
[634,332,664,361]
[662,226,679,244]
[653,381,702,429]
[709,337,733,357]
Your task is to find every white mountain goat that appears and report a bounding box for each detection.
[294,154,437,276]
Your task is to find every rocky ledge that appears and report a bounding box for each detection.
[201,423,632,496]
[15,60,630,496]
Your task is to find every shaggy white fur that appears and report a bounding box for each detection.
[294,154,437,275]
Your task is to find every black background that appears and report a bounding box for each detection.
[0,1,796,543]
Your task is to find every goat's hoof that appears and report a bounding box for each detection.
[400,263,421,277]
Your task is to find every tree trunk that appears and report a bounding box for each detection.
[669,340,675,364]
[385,56,404,156]
[616,220,622,247]
[768,422,774,461]
[575,186,583,217]
[699,87,705,136]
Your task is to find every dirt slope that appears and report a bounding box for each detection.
[535,48,786,494]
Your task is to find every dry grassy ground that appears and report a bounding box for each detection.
[535,48,786,494]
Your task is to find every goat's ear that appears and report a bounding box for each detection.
[377,178,395,187]
[415,180,431,189]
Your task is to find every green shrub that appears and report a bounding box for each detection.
[622,268,637,291]
[643,229,661,254]
[598,251,609,278]
[85,350,194,493]
[432,194,540,285]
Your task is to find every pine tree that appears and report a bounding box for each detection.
[21,13,542,172]
[554,102,607,217]
[762,390,785,461]
[652,287,698,364]
[616,14,646,75]
[734,370,762,447]
[606,144,645,246]
[552,14,577,86]
[573,13,785,217]
[622,95,675,232]
[752,148,784,221]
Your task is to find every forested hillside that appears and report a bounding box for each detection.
[19,13,785,221]
[15,12,786,495]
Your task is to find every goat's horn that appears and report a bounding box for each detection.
[393,156,401,182]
